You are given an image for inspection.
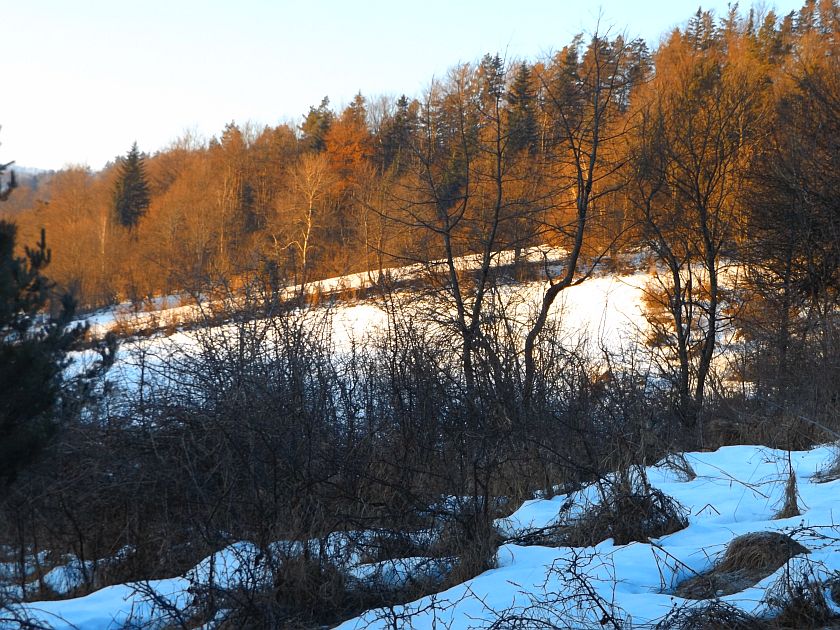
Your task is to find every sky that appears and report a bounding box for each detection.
[1,0,805,171]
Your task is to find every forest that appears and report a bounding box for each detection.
[1,1,840,628]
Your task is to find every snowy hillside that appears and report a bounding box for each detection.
[5,258,817,630]
[73,264,658,394]
[4,444,840,628]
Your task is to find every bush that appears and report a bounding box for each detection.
[654,600,764,629]
[676,532,809,600]
[560,469,688,547]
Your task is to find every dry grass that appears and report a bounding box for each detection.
[559,474,688,547]
[774,468,801,520]
[703,414,831,452]
[765,566,837,628]
[658,452,697,482]
[654,599,765,629]
[814,443,840,484]
[676,532,809,600]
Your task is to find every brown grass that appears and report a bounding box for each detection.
[675,532,809,600]
[559,475,688,547]
[766,570,835,628]
[654,599,765,629]
[774,468,801,520]
[703,414,831,452]
[659,452,697,482]
[814,444,840,484]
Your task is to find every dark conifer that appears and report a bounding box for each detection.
[300,97,334,153]
[0,158,115,486]
[0,220,87,485]
[113,142,150,228]
[507,63,538,154]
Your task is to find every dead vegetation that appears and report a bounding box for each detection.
[764,565,836,629]
[814,443,840,484]
[566,470,688,547]
[774,463,801,520]
[511,471,689,549]
[657,452,697,482]
[675,532,809,600]
[654,599,765,629]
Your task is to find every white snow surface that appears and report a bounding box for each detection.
[339,445,840,628]
[4,444,840,629]
[69,267,655,396]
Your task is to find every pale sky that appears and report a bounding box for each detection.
[1,0,803,171]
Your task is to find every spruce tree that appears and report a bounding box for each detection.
[0,221,86,485]
[0,160,114,486]
[507,63,538,154]
[113,142,150,228]
[299,97,334,152]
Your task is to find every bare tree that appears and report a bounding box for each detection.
[523,33,643,402]
[273,152,336,294]
[628,29,766,430]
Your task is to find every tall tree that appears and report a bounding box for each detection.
[113,142,150,229]
[741,15,840,408]
[300,97,334,153]
[629,25,767,430]
[377,95,419,174]
[506,63,538,155]
[274,152,336,292]
[523,34,641,401]
[1,137,119,486]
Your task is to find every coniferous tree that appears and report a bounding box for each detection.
[507,63,538,154]
[378,95,417,174]
[113,142,150,228]
[300,97,334,153]
[0,219,88,485]
[0,157,116,487]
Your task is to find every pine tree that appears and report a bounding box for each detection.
[0,220,86,485]
[378,95,417,174]
[113,142,150,228]
[300,97,334,153]
[507,63,538,154]
[0,158,114,487]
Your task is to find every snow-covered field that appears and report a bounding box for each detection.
[5,257,798,629]
[343,444,840,628]
[73,266,657,395]
[4,444,839,628]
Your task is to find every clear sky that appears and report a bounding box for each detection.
[1,0,804,171]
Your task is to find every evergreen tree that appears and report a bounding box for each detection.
[0,219,88,485]
[507,63,538,154]
[686,8,716,50]
[300,97,334,153]
[113,142,150,228]
[378,95,417,174]
[0,155,115,487]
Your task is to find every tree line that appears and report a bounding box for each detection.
[0,3,830,315]
[2,1,835,430]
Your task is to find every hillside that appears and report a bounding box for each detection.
[4,444,840,628]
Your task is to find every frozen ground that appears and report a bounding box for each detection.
[3,444,839,628]
[2,256,779,628]
[69,266,657,395]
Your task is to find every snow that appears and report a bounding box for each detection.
[7,257,818,628]
[348,557,452,590]
[337,445,840,628]
[69,262,654,398]
[5,444,840,628]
